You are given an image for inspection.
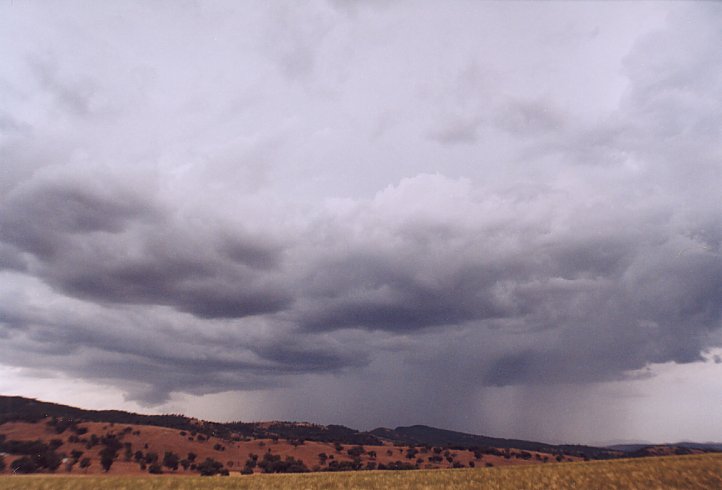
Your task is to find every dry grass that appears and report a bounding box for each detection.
[0,453,720,489]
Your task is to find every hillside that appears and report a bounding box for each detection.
[369,425,619,459]
[0,395,716,477]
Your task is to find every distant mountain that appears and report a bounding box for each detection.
[610,442,722,453]
[675,442,722,451]
[370,425,620,459]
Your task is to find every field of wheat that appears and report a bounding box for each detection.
[1,453,720,490]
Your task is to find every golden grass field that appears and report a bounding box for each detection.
[0,453,720,490]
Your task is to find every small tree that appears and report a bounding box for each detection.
[124,442,133,461]
[79,457,92,473]
[163,451,180,471]
[11,456,38,474]
[101,452,114,472]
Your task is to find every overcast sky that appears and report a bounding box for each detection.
[1,0,721,445]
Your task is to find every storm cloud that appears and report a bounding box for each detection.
[1,1,721,442]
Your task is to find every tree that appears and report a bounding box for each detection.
[123,442,133,461]
[0,455,5,472]
[100,451,115,472]
[11,456,38,474]
[79,457,92,473]
[163,451,180,471]
[148,463,163,474]
[347,446,365,458]
[198,457,225,476]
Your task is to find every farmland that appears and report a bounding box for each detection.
[1,453,720,489]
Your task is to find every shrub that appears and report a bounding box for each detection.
[100,449,115,472]
[49,439,63,450]
[258,453,309,474]
[163,451,180,471]
[12,456,39,474]
[148,463,163,474]
[347,445,365,458]
[198,457,225,476]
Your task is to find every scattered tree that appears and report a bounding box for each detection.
[163,451,180,471]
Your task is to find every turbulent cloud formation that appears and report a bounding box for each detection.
[1,1,721,442]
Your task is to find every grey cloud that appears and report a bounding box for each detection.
[428,115,484,145]
[495,98,566,137]
[0,171,292,319]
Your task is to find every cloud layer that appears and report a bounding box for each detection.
[1,1,721,441]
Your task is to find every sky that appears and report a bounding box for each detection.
[1,0,721,446]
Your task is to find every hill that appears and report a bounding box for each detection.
[369,425,618,459]
[0,395,717,478]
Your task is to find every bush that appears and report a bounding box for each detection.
[49,439,63,450]
[11,456,38,474]
[347,445,365,458]
[163,451,180,471]
[100,451,115,472]
[198,457,225,476]
[257,453,309,473]
[148,463,163,474]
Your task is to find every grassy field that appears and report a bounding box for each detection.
[1,453,720,489]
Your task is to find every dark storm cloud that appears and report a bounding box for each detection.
[0,170,292,319]
[0,174,154,257]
